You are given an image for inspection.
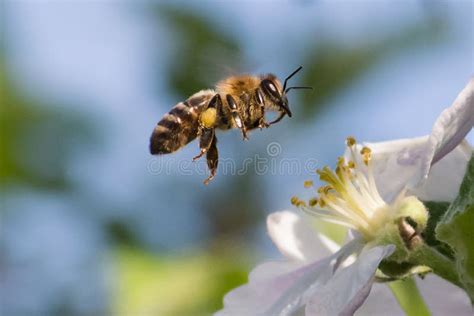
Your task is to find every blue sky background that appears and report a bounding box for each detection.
[1,1,473,314]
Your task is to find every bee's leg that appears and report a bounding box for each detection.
[203,135,218,185]
[193,94,221,161]
[193,127,215,161]
[258,119,270,130]
[215,94,229,128]
[226,94,248,140]
[255,88,270,130]
[268,112,286,125]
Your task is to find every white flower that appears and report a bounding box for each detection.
[216,211,394,316]
[216,78,473,316]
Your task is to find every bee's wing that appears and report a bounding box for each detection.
[150,90,215,154]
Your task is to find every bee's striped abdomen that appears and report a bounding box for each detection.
[149,102,198,154]
[149,90,215,155]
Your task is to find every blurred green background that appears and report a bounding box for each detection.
[1,1,472,315]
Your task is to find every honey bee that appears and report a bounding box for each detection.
[149,66,310,184]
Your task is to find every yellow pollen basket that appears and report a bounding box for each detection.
[199,108,217,129]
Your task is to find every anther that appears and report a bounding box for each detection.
[290,196,299,205]
[360,147,372,165]
[296,200,307,207]
[309,197,318,207]
[304,180,314,188]
[318,185,332,195]
[346,136,356,147]
[319,199,326,207]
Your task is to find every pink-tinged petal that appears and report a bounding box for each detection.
[248,261,303,283]
[215,240,362,316]
[215,258,333,316]
[347,136,429,202]
[350,137,471,202]
[345,79,473,202]
[267,211,332,262]
[411,140,472,201]
[428,78,474,166]
[317,233,342,254]
[305,245,395,316]
[357,283,404,315]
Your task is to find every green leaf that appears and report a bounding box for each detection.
[422,201,454,259]
[436,154,474,302]
[389,278,431,316]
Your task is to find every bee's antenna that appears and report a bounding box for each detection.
[283,66,303,92]
[285,86,313,94]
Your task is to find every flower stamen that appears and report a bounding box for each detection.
[292,137,390,241]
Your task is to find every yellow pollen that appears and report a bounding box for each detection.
[319,199,326,207]
[292,137,389,241]
[290,196,299,205]
[360,146,372,165]
[309,197,318,207]
[346,136,356,147]
[320,185,332,195]
[199,108,217,128]
[296,200,307,207]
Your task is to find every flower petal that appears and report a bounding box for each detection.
[348,136,429,202]
[346,79,473,202]
[352,137,472,202]
[248,261,303,283]
[305,245,395,316]
[428,77,474,166]
[215,240,362,316]
[215,258,332,316]
[267,211,332,262]
[411,140,472,201]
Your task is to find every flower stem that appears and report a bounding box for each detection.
[389,277,431,316]
[410,244,463,289]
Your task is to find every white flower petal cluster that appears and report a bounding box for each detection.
[217,78,473,316]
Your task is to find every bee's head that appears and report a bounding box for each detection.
[260,66,311,119]
[260,76,291,116]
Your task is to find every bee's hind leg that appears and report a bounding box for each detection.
[193,94,220,161]
[193,128,215,161]
[203,134,218,185]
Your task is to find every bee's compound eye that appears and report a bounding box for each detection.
[261,79,281,99]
